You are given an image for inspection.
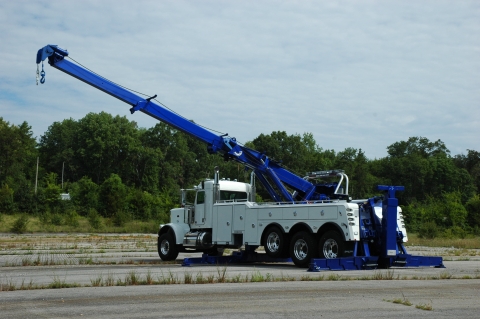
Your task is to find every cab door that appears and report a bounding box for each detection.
[194,190,205,225]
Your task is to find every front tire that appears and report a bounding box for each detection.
[290,231,317,268]
[263,226,288,258]
[318,230,345,259]
[158,232,179,261]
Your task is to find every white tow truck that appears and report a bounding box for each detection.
[36,44,442,270]
[158,168,407,268]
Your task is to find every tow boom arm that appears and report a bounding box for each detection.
[36,44,342,202]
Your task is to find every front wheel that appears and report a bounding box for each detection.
[289,231,317,268]
[318,230,345,259]
[158,232,179,261]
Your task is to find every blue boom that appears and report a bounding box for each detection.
[36,44,345,203]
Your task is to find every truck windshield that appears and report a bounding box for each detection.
[183,190,196,206]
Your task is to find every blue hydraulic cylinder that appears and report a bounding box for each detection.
[377,185,404,257]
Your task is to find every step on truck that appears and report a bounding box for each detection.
[36,45,443,269]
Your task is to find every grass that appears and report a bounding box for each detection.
[195,272,207,284]
[216,266,228,283]
[105,272,115,286]
[406,233,480,250]
[392,293,412,306]
[300,274,324,281]
[125,270,140,285]
[2,215,477,249]
[1,232,479,292]
[371,270,396,280]
[184,272,193,284]
[415,302,433,311]
[439,271,453,279]
[2,267,479,292]
[47,275,80,289]
[0,213,161,234]
[90,274,103,287]
[385,294,434,311]
[1,233,160,268]
[326,273,340,281]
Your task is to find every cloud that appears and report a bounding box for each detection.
[0,0,479,160]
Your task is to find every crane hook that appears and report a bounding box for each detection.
[40,62,46,84]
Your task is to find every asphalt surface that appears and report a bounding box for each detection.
[1,280,479,318]
[1,233,479,318]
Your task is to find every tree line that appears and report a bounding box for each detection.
[0,113,479,237]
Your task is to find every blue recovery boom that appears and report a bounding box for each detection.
[37,44,334,202]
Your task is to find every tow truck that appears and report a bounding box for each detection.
[36,44,443,270]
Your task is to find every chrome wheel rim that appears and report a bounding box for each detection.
[160,239,170,255]
[266,232,280,253]
[323,238,338,259]
[293,239,308,260]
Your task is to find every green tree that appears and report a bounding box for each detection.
[387,137,449,158]
[0,119,38,212]
[379,137,474,203]
[142,122,209,191]
[465,194,480,229]
[11,214,29,234]
[11,178,36,214]
[454,149,480,193]
[329,147,382,199]
[38,118,79,183]
[404,191,468,233]
[39,112,144,187]
[69,176,99,215]
[0,184,14,214]
[0,119,37,184]
[441,192,468,228]
[153,187,176,224]
[98,173,127,218]
[75,112,141,185]
[127,189,154,221]
[38,172,63,215]
[249,131,337,175]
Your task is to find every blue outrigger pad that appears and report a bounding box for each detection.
[307,256,379,272]
[307,255,444,272]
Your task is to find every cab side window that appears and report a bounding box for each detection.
[196,191,205,204]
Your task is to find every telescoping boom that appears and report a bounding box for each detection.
[36,44,346,204]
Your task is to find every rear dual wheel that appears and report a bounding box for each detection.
[318,230,345,259]
[289,230,346,267]
[290,231,317,268]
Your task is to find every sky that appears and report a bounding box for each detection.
[1,0,479,159]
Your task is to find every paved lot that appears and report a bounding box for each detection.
[1,279,479,319]
[1,233,479,318]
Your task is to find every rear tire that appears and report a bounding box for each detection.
[158,232,179,261]
[318,230,345,259]
[263,226,289,258]
[289,231,317,268]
